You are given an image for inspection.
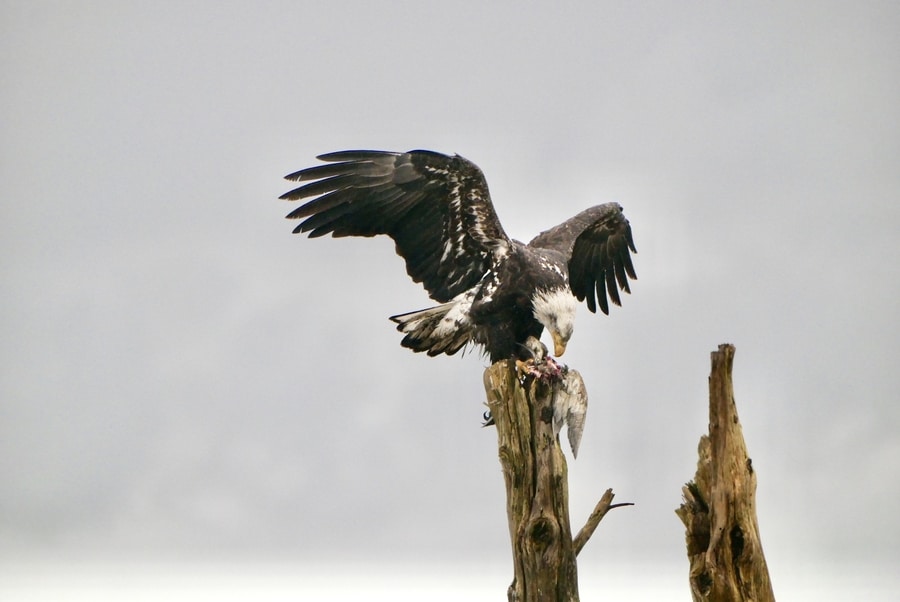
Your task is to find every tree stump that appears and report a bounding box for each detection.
[484,360,580,602]
[676,344,775,601]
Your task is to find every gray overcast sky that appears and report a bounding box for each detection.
[2,1,898,599]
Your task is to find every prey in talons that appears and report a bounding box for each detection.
[515,336,566,383]
[484,337,566,427]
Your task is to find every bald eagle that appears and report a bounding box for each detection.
[280,150,636,363]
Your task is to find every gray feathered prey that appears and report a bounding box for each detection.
[280,150,637,362]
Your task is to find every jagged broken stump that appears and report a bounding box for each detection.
[676,344,775,602]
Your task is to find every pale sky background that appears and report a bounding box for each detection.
[2,1,898,600]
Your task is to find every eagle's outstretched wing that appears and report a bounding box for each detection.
[281,150,510,303]
[528,203,637,314]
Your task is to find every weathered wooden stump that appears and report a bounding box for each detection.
[676,344,775,601]
[484,359,630,601]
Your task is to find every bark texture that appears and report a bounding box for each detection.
[676,344,775,602]
[484,360,579,602]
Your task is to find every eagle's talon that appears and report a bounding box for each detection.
[516,358,538,380]
[515,350,566,383]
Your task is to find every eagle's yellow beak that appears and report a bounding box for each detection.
[551,331,567,357]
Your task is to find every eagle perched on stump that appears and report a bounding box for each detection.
[280,150,637,362]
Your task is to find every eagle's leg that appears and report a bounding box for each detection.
[515,358,535,379]
[515,336,545,379]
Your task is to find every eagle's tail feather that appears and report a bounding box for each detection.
[389,297,473,357]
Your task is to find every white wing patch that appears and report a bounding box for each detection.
[480,273,500,303]
[539,255,566,279]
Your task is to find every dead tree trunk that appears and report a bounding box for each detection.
[483,359,629,602]
[676,344,776,602]
[484,360,578,601]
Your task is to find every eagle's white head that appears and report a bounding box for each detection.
[532,288,578,357]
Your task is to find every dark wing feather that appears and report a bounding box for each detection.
[280,150,510,302]
[529,203,637,314]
